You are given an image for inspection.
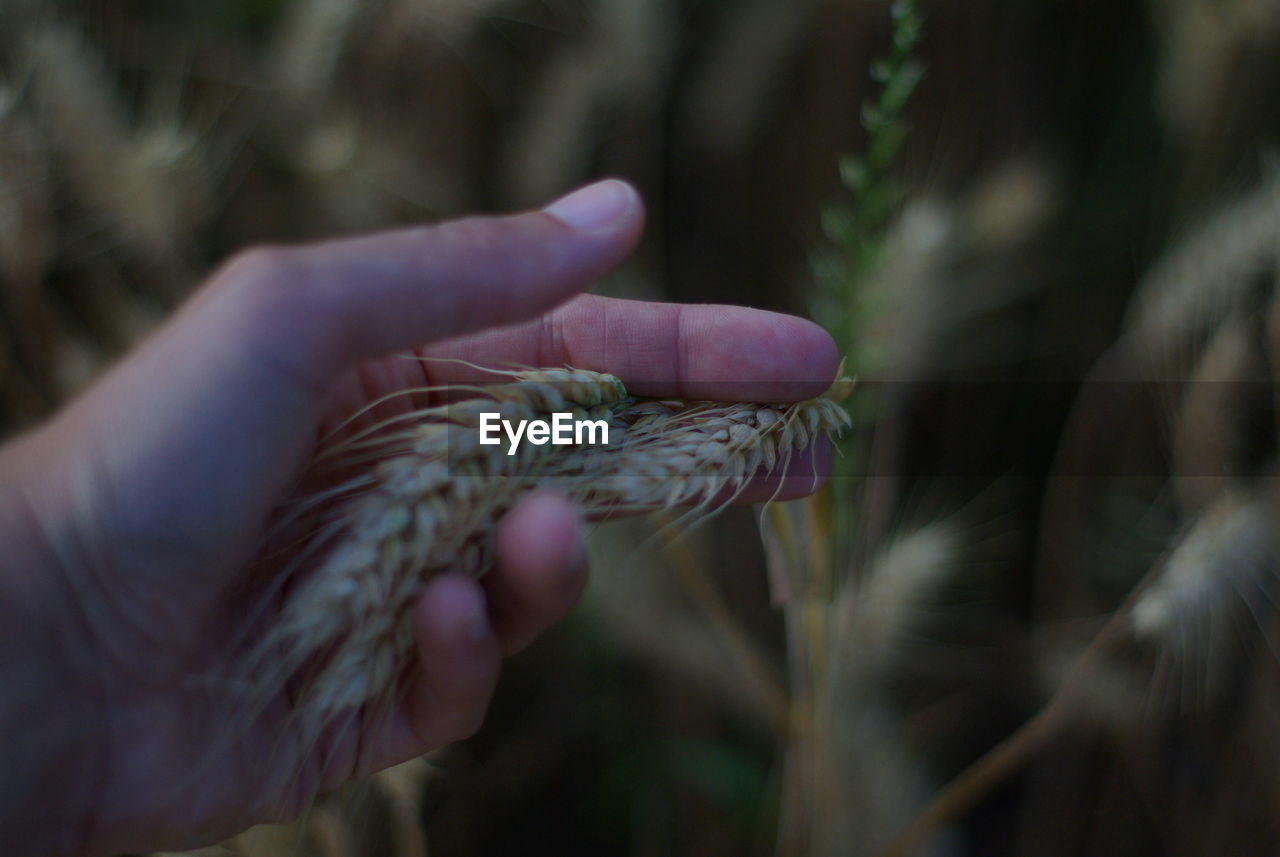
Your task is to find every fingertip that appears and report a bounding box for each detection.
[758,314,842,401]
[543,178,642,234]
[803,320,842,395]
[735,436,835,504]
[403,576,500,745]
[538,179,645,278]
[625,305,840,402]
[794,435,835,492]
[499,491,585,583]
[488,491,588,654]
[414,575,492,647]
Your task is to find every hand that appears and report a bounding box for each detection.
[0,179,837,855]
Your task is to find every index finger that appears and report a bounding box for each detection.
[421,293,839,402]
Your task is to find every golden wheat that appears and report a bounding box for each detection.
[239,367,850,751]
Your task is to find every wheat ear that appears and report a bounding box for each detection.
[239,368,851,755]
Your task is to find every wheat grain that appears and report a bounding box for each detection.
[1130,489,1276,647]
[1127,487,1280,716]
[1170,311,1267,513]
[1124,172,1280,378]
[833,521,958,687]
[0,85,60,404]
[241,368,850,752]
[1154,0,1280,138]
[0,87,54,289]
[380,0,509,45]
[25,21,208,286]
[502,0,671,204]
[274,0,371,104]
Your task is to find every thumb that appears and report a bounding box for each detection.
[196,178,643,395]
[38,181,641,582]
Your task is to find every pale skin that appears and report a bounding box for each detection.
[0,179,838,856]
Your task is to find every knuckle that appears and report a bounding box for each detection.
[217,243,305,292]
[210,243,338,394]
[214,245,317,325]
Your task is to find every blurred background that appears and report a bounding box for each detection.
[4,0,1280,855]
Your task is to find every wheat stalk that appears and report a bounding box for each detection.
[1124,171,1280,378]
[240,367,851,752]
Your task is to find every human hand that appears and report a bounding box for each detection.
[0,179,837,855]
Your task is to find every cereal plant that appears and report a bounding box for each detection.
[4,1,1280,856]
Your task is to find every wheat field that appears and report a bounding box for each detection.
[4,1,1280,856]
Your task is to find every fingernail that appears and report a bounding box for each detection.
[544,179,636,231]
